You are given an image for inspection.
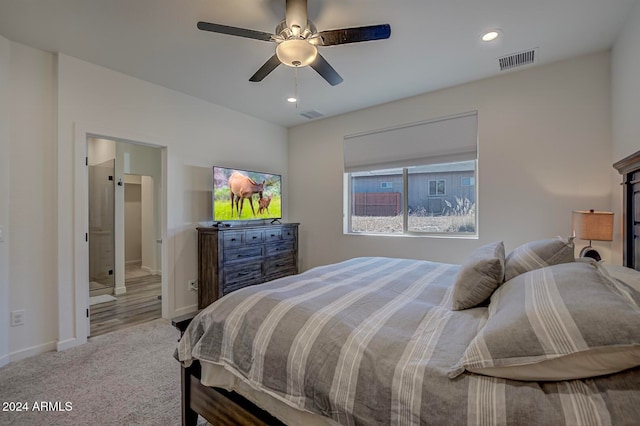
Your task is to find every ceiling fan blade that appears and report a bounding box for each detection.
[310,54,343,86]
[197,21,274,42]
[249,55,282,82]
[318,24,391,46]
[285,0,308,31]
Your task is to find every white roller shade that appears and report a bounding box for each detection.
[344,111,478,173]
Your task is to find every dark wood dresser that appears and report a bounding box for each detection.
[197,223,299,308]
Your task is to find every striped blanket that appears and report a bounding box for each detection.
[177,257,640,425]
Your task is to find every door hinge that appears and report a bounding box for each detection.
[85,233,88,242]
[85,157,88,166]
[86,308,89,318]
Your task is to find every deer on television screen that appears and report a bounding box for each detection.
[228,171,264,218]
[258,195,272,216]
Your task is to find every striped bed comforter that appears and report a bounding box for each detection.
[177,257,640,425]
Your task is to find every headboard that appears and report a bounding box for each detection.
[613,149,640,271]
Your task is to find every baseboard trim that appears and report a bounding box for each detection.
[171,304,199,319]
[10,340,57,363]
[56,337,79,352]
[141,266,161,275]
[0,353,9,368]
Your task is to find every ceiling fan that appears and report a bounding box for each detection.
[197,0,391,86]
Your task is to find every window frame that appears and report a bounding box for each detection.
[461,176,475,186]
[345,161,478,238]
[428,179,446,196]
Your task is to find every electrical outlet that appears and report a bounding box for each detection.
[10,310,25,327]
[188,280,198,291]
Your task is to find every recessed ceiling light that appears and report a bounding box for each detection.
[287,97,297,103]
[481,30,501,42]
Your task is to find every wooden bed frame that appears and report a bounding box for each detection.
[173,313,285,426]
[180,361,285,426]
[176,149,640,426]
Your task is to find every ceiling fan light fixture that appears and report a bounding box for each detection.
[276,39,317,67]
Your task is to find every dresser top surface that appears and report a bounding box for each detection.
[197,223,299,232]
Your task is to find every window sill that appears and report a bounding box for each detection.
[344,231,478,240]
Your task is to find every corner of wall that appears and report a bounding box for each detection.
[0,34,11,368]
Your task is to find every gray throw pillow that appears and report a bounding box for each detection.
[451,241,505,311]
[449,261,640,381]
[503,236,574,281]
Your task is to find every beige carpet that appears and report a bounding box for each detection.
[0,319,207,425]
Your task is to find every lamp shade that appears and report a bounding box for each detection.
[572,210,614,241]
[276,39,317,67]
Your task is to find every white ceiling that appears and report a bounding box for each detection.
[0,0,636,127]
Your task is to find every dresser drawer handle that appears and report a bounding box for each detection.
[236,271,249,276]
[230,238,237,242]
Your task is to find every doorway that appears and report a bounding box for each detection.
[87,137,163,337]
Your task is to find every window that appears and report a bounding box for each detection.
[344,112,477,236]
[461,177,475,186]
[428,179,445,196]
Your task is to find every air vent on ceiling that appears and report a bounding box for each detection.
[498,48,538,71]
[299,110,324,119]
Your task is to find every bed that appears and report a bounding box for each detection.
[176,151,640,426]
[176,247,640,425]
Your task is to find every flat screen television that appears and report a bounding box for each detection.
[213,166,282,223]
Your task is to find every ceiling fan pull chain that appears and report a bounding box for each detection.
[294,66,299,108]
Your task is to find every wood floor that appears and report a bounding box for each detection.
[90,273,162,337]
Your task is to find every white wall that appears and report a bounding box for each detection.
[0,39,288,359]
[611,0,640,264]
[7,42,58,359]
[289,51,613,270]
[124,180,142,263]
[141,175,156,273]
[56,54,288,350]
[0,35,10,367]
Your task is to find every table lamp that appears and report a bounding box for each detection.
[571,209,614,261]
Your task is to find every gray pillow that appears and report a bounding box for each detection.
[451,241,505,310]
[503,236,574,281]
[449,261,640,381]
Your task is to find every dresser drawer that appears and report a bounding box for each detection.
[282,227,297,240]
[224,262,262,285]
[224,246,262,262]
[265,268,296,283]
[265,229,282,242]
[223,231,244,248]
[223,279,260,295]
[266,241,294,256]
[264,254,296,276]
[245,229,264,244]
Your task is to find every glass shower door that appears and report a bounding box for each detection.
[89,159,115,295]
